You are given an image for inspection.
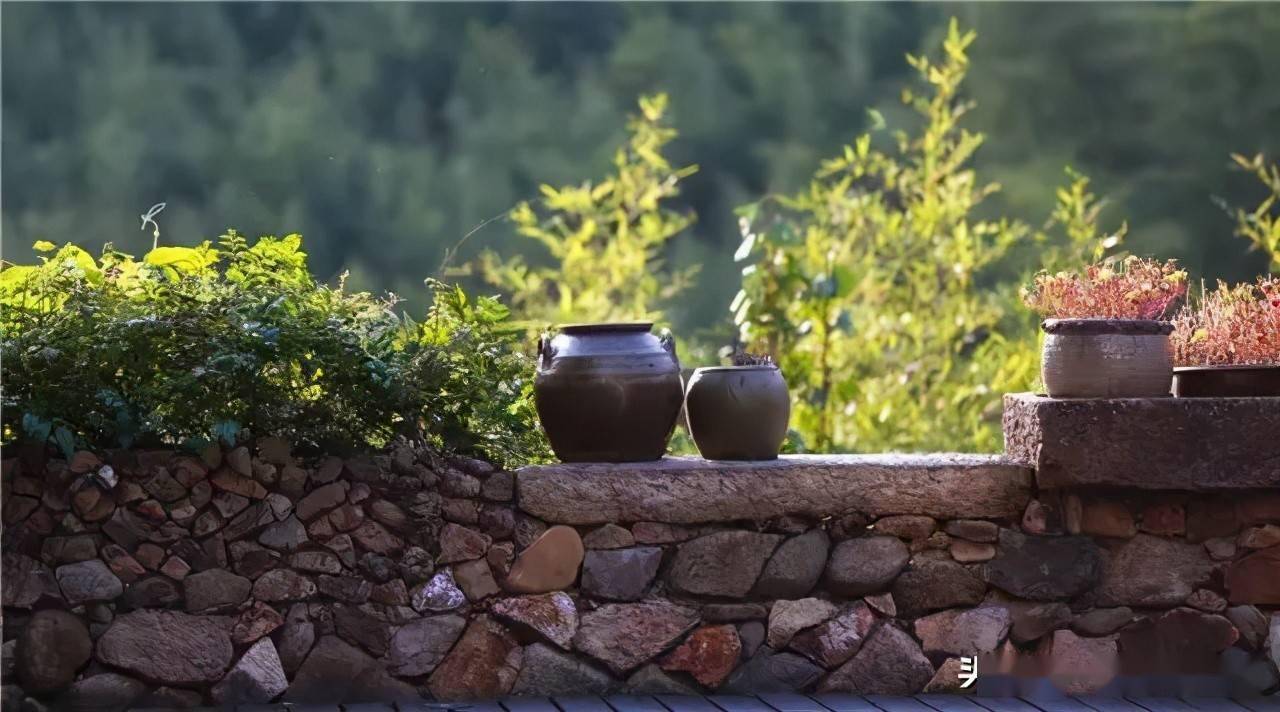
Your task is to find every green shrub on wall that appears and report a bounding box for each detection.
[0,232,550,466]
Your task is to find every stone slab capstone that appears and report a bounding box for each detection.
[1003,392,1280,490]
[516,454,1032,525]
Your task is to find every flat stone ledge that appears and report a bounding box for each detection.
[516,454,1032,525]
[1003,392,1280,490]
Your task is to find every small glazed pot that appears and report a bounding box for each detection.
[534,322,684,463]
[1041,318,1174,398]
[1173,364,1280,397]
[684,365,790,460]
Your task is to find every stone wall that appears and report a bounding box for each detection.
[2,439,1279,709]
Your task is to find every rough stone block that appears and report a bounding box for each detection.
[1004,392,1280,490]
[517,455,1032,525]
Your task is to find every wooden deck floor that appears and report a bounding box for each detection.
[210,693,1280,712]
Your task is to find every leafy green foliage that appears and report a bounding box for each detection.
[732,21,1116,453]
[0,233,549,466]
[480,94,698,331]
[1228,153,1280,270]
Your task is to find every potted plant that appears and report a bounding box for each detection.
[1171,278,1280,396]
[684,352,789,460]
[1022,257,1187,398]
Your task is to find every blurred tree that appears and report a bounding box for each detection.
[3,2,1278,341]
[480,94,697,331]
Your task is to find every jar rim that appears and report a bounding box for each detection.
[558,322,653,334]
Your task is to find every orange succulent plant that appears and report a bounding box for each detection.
[1172,278,1280,366]
[1022,256,1188,320]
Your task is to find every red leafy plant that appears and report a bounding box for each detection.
[1021,256,1188,320]
[1172,278,1280,366]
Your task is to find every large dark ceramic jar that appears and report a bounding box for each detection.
[534,322,683,462]
[685,365,790,460]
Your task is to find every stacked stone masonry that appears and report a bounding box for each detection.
[2,441,1279,709]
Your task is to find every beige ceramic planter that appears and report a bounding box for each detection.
[1041,318,1173,398]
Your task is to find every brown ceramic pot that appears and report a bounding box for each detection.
[534,322,683,462]
[1041,318,1173,398]
[1173,364,1280,397]
[684,365,790,460]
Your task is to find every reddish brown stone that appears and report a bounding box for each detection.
[72,487,102,518]
[765,598,839,650]
[233,601,285,644]
[1039,629,1118,694]
[1237,493,1280,525]
[1094,534,1212,607]
[1186,588,1227,613]
[134,543,165,570]
[583,523,636,550]
[427,616,523,702]
[0,494,36,527]
[4,553,61,608]
[296,482,348,521]
[573,601,700,676]
[660,624,741,687]
[307,515,335,540]
[1226,545,1280,605]
[454,558,500,601]
[1187,496,1241,543]
[945,519,999,543]
[69,451,102,474]
[367,499,410,532]
[505,525,583,594]
[42,535,100,565]
[1205,537,1238,561]
[1070,497,1136,539]
[444,497,480,525]
[192,510,225,538]
[1238,525,1280,550]
[369,579,409,606]
[312,456,344,484]
[210,469,267,499]
[788,602,876,669]
[1140,500,1186,536]
[101,544,146,583]
[189,480,212,509]
[1116,608,1236,675]
[873,515,936,542]
[895,559,987,614]
[171,457,208,488]
[818,623,934,695]
[1003,393,1280,490]
[488,542,515,579]
[15,609,92,693]
[915,606,1011,656]
[25,508,56,535]
[950,540,996,563]
[253,569,317,602]
[328,503,366,533]
[350,520,403,555]
[135,498,167,522]
[97,610,233,686]
[159,556,191,580]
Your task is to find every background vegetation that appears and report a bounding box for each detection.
[4,3,1280,455]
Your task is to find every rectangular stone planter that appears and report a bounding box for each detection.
[1003,392,1280,490]
[516,454,1033,525]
